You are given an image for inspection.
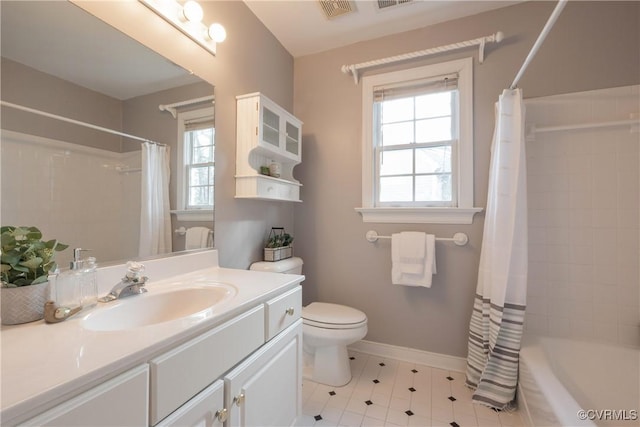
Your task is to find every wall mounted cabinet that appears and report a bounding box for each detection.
[235,93,303,202]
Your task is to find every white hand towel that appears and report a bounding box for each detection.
[185,227,212,249]
[391,233,437,287]
[399,231,426,275]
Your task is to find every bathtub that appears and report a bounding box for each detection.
[518,336,639,427]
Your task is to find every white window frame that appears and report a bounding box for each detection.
[355,58,482,224]
[172,106,215,222]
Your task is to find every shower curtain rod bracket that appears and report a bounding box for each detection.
[159,106,178,119]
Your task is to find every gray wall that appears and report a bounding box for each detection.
[198,1,296,268]
[292,1,640,357]
[1,57,123,151]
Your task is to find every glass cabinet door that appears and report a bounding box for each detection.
[262,107,280,147]
[285,121,300,156]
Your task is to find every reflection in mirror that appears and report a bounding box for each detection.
[0,1,215,268]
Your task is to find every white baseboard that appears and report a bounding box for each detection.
[348,340,467,373]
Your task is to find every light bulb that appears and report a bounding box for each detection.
[208,23,226,43]
[182,0,203,23]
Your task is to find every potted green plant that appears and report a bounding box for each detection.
[1,226,68,325]
[264,228,294,262]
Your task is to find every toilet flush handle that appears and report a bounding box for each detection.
[286,307,295,316]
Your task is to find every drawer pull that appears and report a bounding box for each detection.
[215,408,228,423]
[233,392,245,407]
[285,307,295,316]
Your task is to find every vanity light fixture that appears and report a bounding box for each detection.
[139,0,225,55]
[182,0,203,23]
[208,23,226,43]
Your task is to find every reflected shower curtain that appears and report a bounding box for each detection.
[465,89,528,410]
[139,142,172,257]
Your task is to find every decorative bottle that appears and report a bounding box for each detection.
[81,257,99,309]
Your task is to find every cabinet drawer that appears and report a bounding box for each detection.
[155,380,224,427]
[256,178,299,201]
[21,365,149,427]
[149,305,265,425]
[265,286,302,341]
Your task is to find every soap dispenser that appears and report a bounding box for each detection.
[54,248,87,309]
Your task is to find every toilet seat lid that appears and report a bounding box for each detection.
[302,302,367,326]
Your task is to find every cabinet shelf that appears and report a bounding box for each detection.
[236,93,303,202]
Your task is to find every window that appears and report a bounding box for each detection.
[356,58,482,224]
[375,78,457,206]
[174,107,215,221]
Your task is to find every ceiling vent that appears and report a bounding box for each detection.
[377,0,413,10]
[318,0,356,19]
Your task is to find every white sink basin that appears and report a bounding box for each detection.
[82,283,237,331]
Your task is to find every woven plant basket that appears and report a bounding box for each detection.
[1,281,49,325]
[264,245,293,262]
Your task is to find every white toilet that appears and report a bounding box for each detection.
[250,257,367,386]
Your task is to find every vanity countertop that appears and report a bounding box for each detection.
[0,250,304,425]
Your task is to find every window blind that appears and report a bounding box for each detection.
[184,115,214,131]
[373,73,458,102]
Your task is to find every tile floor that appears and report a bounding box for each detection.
[298,351,525,427]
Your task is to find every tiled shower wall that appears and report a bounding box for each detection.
[1,132,141,268]
[523,85,640,347]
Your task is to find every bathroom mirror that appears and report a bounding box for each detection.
[0,1,215,268]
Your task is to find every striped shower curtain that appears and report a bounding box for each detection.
[465,88,528,410]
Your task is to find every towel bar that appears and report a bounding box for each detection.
[174,226,214,236]
[365,230,469,246]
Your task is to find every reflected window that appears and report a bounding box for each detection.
[177,107,215,211]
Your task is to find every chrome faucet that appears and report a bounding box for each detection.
[98,261,148,303]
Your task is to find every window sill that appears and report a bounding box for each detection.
[170,209,214,222]
[355,207,483,225]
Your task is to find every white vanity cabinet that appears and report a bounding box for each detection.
[20,365,149,427]
[7,274,303,427]
[235,92,303,202]
[151,286,303,427]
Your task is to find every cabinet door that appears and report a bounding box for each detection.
[260,103,280,149]
[156,380,225,427]
[284,119,301,159]
[225,321,302,427]
[21,365,149,427]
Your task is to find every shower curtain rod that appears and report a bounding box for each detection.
[527,118,640,140]
[0,100,166,147]
[159,95,215,119]
[510,0,568,89]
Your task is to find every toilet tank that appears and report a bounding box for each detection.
[250,257,303,274]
